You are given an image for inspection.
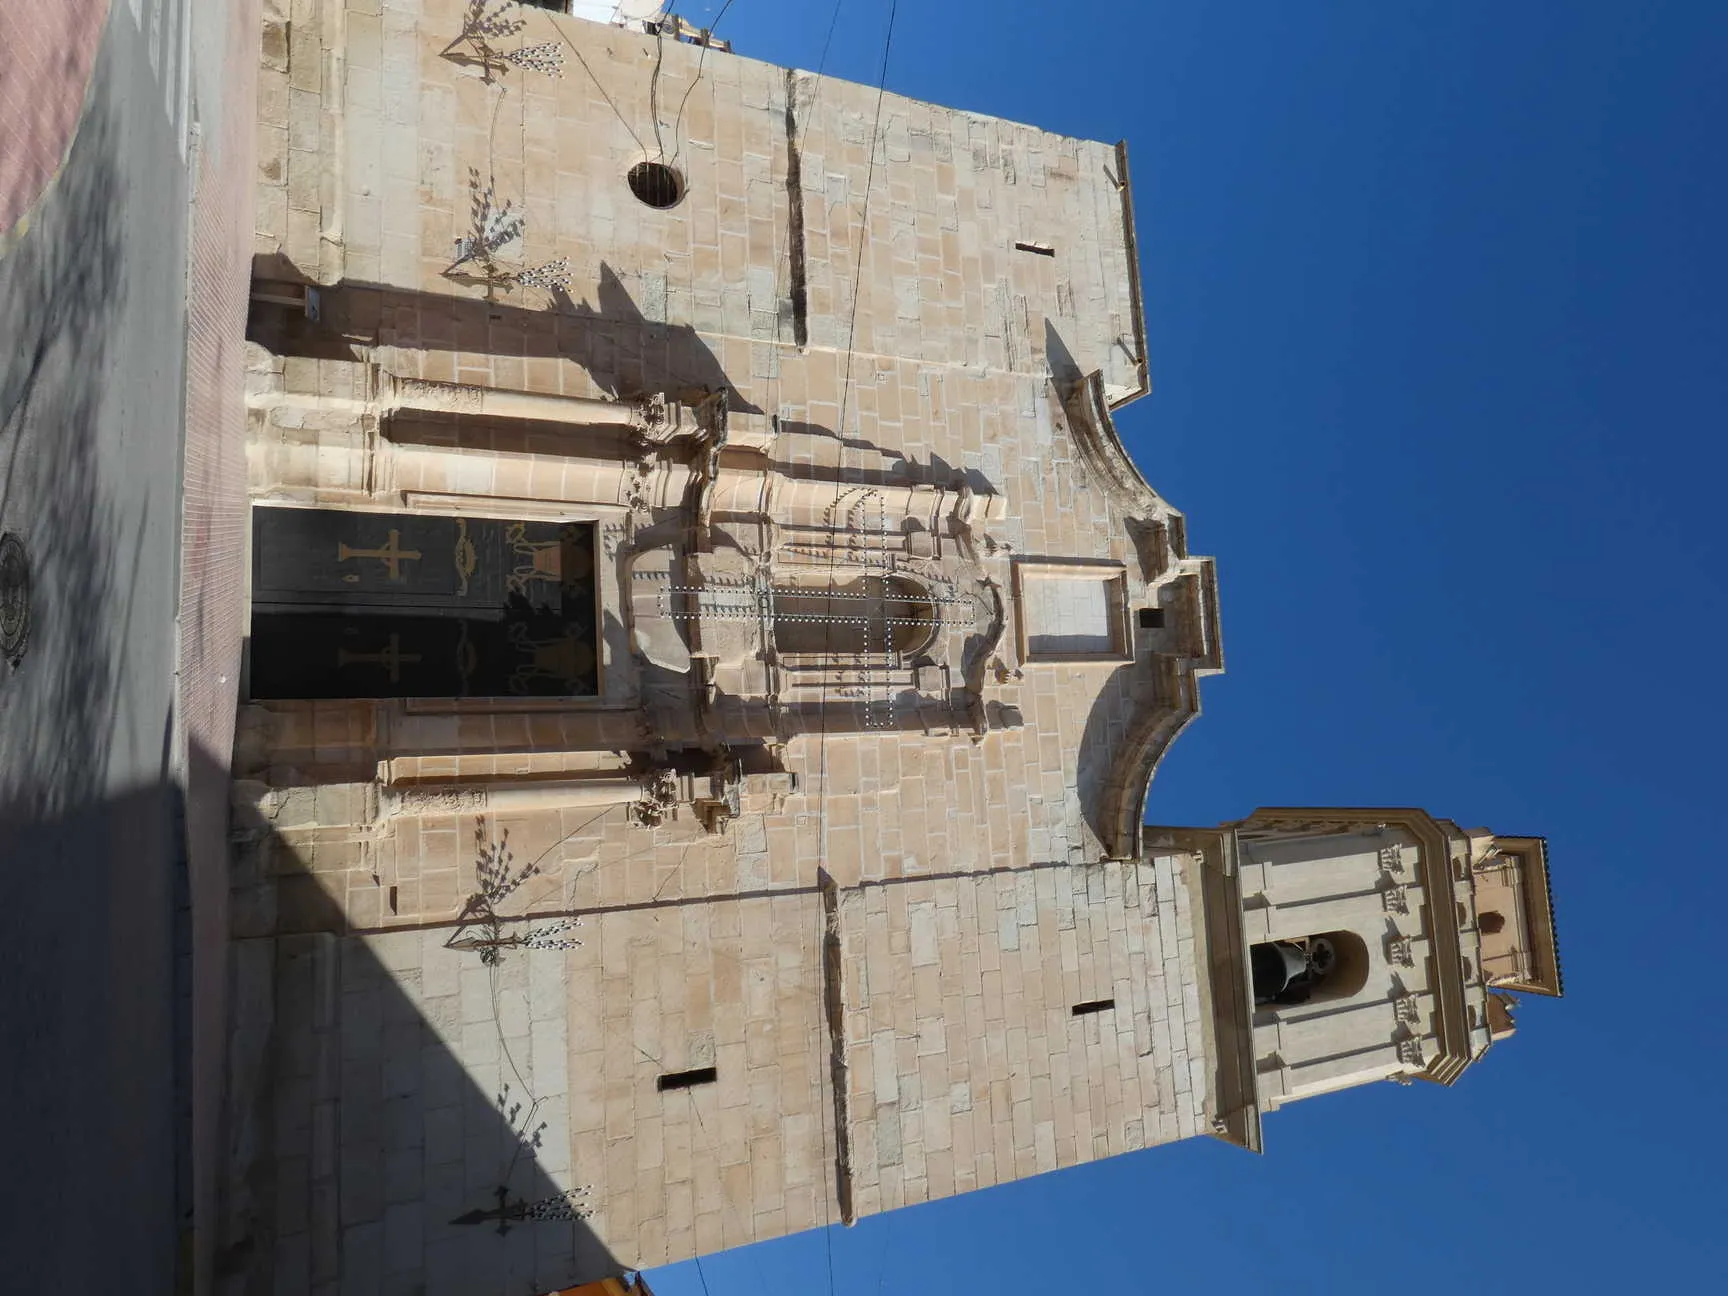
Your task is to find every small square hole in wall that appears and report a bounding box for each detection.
[1138,607,1165,630]
[657,1066,718,1092]
[1071,998,1116,1016]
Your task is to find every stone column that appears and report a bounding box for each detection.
[382,374,685,438]
[254,370,688,438]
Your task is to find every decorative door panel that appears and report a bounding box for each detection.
[249,507,599,698]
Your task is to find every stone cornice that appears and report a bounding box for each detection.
[1110,140,1152,406]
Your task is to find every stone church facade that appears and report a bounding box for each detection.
[222,4,1563,1292]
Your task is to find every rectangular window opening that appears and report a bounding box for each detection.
[1071,998,1116,1016]
[1014,240,1056,256]
[1138,607,1165,630]
[657,1066,718,1092]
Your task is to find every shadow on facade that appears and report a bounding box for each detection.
[768,424,995,495]
[221,799,625,1294]
[1044,317,1083,392]
[0,776,189,1294]
[386,411,638,463]
[249,255,762,417]
[244,256,1003,498]
[1075,662,1138,846]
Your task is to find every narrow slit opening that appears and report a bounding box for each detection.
[1071,998,1115,1016]
[1015,240,1056,256]
[657,1066,718,1091]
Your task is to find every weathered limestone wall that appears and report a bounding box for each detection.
[242,0,1214,919]
[258,0,1143,393]
[567,891,838,1267]
[837,856,1212,1219]
[227,4,1227,1291]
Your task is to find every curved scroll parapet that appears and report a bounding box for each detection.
[1083,553,1224,859]
[1095,659,1201,860]
[1056,369,1167,520]
[1052,365,1225,857]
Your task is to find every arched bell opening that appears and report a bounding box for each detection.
[1250,930,1371,1007]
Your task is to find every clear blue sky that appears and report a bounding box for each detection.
[648,3,1728,1292]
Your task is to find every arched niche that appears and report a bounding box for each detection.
[771,573,938,661]
[1250,930,1371,1007]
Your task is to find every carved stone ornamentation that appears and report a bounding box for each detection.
[631,769,680,827]
[383,786,489,817]
[630,393,682,441]
[1388,936,1415,967]
[396,375,485,413]
[625,459,655,515]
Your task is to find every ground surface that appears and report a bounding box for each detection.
[0,3,197,1290]
[0,0,112,243]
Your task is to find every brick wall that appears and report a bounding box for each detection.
[178,1,261,1291]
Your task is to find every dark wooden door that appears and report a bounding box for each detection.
[248,508,600,699]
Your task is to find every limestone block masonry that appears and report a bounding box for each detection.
[220,4,1562,1293]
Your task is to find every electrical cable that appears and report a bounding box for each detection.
[813,9,900,1295]
[669,0,740,169]
[554,23,650,154]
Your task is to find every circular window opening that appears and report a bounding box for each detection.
[0,532,32,668]
[627,161,685,209]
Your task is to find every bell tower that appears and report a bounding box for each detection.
[1154,812,1562,1147]
[1205,809,1561,1118]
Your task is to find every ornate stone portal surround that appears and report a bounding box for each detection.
[241,348,1042,832]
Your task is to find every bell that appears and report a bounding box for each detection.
[1251,941,1310,1002]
